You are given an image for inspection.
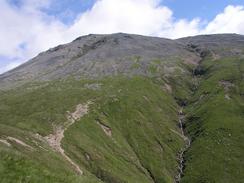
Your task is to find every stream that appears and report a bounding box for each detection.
[175,108,191,183]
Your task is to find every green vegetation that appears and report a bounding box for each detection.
[0,56,243,183]
[0,76,184,183]
[182,57,244,183]
[131,56,142,69]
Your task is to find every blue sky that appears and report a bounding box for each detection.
[163,0,244,20]
[1,0,244,74]
[9,0,244,24]
[44,0,244,23]
[44,0,97,24]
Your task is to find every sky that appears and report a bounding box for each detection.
[0,0,244,74]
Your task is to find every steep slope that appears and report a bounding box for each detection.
[177,33,244,59]
[0,33,199,90]
[0,33,243,183]
[0,77,185,183]
[182,57,244,183]
[177,34,244,182]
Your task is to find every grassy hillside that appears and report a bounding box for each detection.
[0,57,243,183]
[0,32,243,182]
[182,57,244,182]
[0,76,185,183]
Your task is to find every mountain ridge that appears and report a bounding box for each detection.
[1,33,244,90]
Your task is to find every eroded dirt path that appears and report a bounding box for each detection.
[7,136,34,150]
[44,102,91,175]
[175,108,191,183]
[0,136,34,150]
[0,139,11,147]
[96,119,112,137]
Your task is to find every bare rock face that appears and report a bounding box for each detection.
[0,33,244,89]
[177,33,244,58]
[0,33,197,89]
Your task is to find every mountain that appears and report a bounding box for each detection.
[0,33,243,183]
[0,33,200,90]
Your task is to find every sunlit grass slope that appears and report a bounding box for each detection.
[182,57,244,183]
[0,76,184,183]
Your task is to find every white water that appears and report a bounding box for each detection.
[175,108,191,183]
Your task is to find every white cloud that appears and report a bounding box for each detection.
[0,0,244,74]
[67,0,173,36]
[203,5,244,34]
[0,0,67,59]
